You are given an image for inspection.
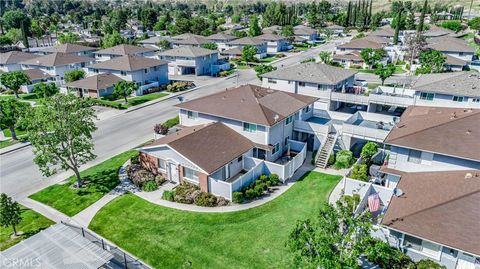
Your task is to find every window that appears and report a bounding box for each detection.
[144,69,148,73]
[268,78,277,84]
[158,159,166,170]
[272,143,280,155]
[120,71,127,76]
[303,105,311,113]
[403,235,441,258]
[284,136,290,146]
[285,115,293,125]
[318,84,328,91]
[299,82,306,87]
[420,92,434,101]
[237,156,243,162]
[407,149,422,164]
[93,69,99,74]
[473,98,480,103]
[183,167,198,182]
[187,111,197,120]
[243,122,257,133]
[452,96,465,102]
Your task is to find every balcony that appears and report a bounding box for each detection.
[368,86,415,107]
[342,112,395,142]
[330,87,370,105]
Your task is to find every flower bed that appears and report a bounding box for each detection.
[125,156,167,192]
[162,183,229,207]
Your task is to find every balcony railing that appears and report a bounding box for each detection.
[368,93,414,106]
[342,123,390,141]
[330,91,370,105]
[294,119,331,135]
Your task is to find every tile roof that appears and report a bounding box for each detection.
[175,84,318,126]
[19,52,94,67]
[65,73,123,90]
[426,36,475,53]
[337,37,384,49]
[384,106,480,161]
[88,55,168,71]
[411,71,480,97]
[382,170,480,255]
[158,46,217,58]
[144,122,254,174]
[0,51,39,64]
[41,43,96,54]
[94,44,156,56]
[261,62,357,85]
[226,37,266,46]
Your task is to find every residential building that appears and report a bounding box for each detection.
[370,25,396,41]
[293,25,318,42]
[206,33,237,51]
[0,51,39,72]
[256,33,290,53]
[19,69,56,93]
[336,37,385,53]
[19,52,95,82]
[93,44,157,62]
[37,43,96,57]
[332,51,366,68]
[87,55,168,94]
[426,36,476,62]
[157,46,229,76]
[65,73,123,98]
[423,25,455,39]
[443,54,469,71]
[219,47,243,59]
[139,84,317,200]
[171,33,203,40]
[325,24,345,36]
[225,37,267,58]
[138,36,172,49]
[170,36,210,48]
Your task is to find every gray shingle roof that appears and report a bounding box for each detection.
[41,43,96,54]
[256,33,286,41]
[88,55,167,71]
[261,62,357,85]
[139,36,171,44]
[206,33,237,41]
[411,71,480,97]
[158,46,217,57]
[426,36,476,53]
[171,36,210,46]
[337,37,384,49]
[226,37,266,46]
[66,73,123,90]
[19,52,94,67]
[0,51,39,64]
[94,44,156,56]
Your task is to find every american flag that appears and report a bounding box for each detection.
[368,193,380,213]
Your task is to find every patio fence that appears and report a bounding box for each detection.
[61,222,151,269]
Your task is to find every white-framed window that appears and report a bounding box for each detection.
[187,110,198,120]
[243,122,257,133]
[299,81,306,87]
[121,71,127,76]
[272,143,280,155]
[158,159,166,170]
[268,78,277,84]
[318,84,328,91]
[183,167,198,183]
[407,149,422,164]
[403,234,441,258]
[420,92,434,101]
[452,96,465,102]
[472,98,480,103]
[285,115,293,125]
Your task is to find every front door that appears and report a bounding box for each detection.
[168,163,179,183]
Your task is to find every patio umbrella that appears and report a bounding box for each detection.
[368,193,380,212]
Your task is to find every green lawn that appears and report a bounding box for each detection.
[353,65,406,74]
[96,92,169,109]
[89,171,341,269]
[0,206,54,251]
[259,55,278,63]
[0,93,42,104]
[29,150,138,217]
[0,139,19,149]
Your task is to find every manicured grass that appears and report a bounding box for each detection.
[352,65,406,74]
[89,171,341,269]
[97,92,169,109]
[0,206,54,251]
[2,128,27,138]
[259,55,278,63]
[163,116,179,128]
[0,139,19,149]
[29,150,138,217]
[0,93,42,104]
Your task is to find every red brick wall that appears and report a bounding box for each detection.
[198,172,208,192]
[178,164,184,184]
[139,152,159,175]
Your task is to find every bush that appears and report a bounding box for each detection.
[142,180,158,192]
[269,174,281,186]
[162,190,175,201]
[155,175,166,186]
[163,116,179,128]
[130,155,139,165]
[334,150,353,169]
[153,123,169,135]
[254,184,265,196]
[350,164,368,181]
[416,259,446,269]
[166,82,192,92]
[365,239,415,269]
[194,192,218,207]
[245,188,256,199]
[173,183,199,204]
[232,192,244,203]
[126,164,155,188]
[361,142,379,162]
[327,153,335,166]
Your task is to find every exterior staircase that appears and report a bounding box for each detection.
[315,133,336,169]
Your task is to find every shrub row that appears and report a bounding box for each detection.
[89,98,126,110]
[232,174,281,203]
[161,182,229,207]
[166,82,193,92]
[125,164,166,190]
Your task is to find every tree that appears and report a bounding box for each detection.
[468,17,480,31]
[365,238,416,269]
[201,42,218,50]
[109,9,128,32]
[154,123,169,135]
[287,196,372,268]
[21,94,97,187]
[281,25,294,37]
[248,15,261,37]
[154,15,169,31]
[360,48,385,69]
[102,31,125,48]
[417,0,428,33]
[140,8,157,31]
[190,17,209,35]
[318,51,332,64]
[416,49,446,74]
[0,193,22,236]
[231,15,241,24]
[32,82,59,98]
[254,64,276,79]
[64,69,86,83]
[0,99,29,140]
[58,32,80,44]
[350,164,368,181]
[172,18,191,35]
[0,71,30,99]
[403,32,426,72]
[393,8,403,45]
[375,64,396,85]
[405,11,416,30]
[0,34,12,46]
[113,80,137,103]
[360,142,379,162]
[241,45,258,63]
[157,39,171,50]
[440,20,463,32]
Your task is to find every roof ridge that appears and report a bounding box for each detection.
[386,109,480,144]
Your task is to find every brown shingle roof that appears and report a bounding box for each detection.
[332,51,363,61]
[206,33,237,41]
[144,122,254,174]
[21,69,54,80]
[158,46,216,58]
[226,37,266,46]
[0,51,39,64]
[88,55,167,71]
[94,44,156,56]
[337,38,384,49]
[65,73,123,90]
[427,36,475,53]
[175,84,318,126]
[382,170,480,255]
[171,36,209,46]
[41,43,96,54]
[19,52,94,67]
[411,71,480,97]
[384,106,480,161]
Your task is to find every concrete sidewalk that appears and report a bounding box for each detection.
[0,141,31,155]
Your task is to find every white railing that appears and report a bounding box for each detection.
[209,179,232,200]
[172,59,196,67]
[137,81,160,96]
[293,120,330,135]
[230,161,264,193]
[369,93,414,106]
[342,123,390,141]
[331,92,370,105]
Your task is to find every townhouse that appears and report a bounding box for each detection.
[170,36,210,48]
[225,37,268,59]
[87,55,168,94]
[37,43,96,57]
[336,37,385,54]
[65,73,123,98]
[332,51,366,68]
[0,51,39,72]
[325,24,345,37]
[157,46,229,76]
[205,33,237,51]
[93,44,157,62]
[139,84,317,200]
[256,33,290,53]
[19,69,56,93]
[138,36,172,49]
[426,36,476,63]
[19,52,95,82]
[262,25,318,42]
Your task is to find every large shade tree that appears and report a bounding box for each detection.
[113,80,137,103]
[0,98,29,140]
[0,71,30,98]
[21,94,97,187]
[0,193,22,236]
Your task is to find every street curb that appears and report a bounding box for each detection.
[0,142,31,155]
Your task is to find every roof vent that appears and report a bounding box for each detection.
[273,114,279,122]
